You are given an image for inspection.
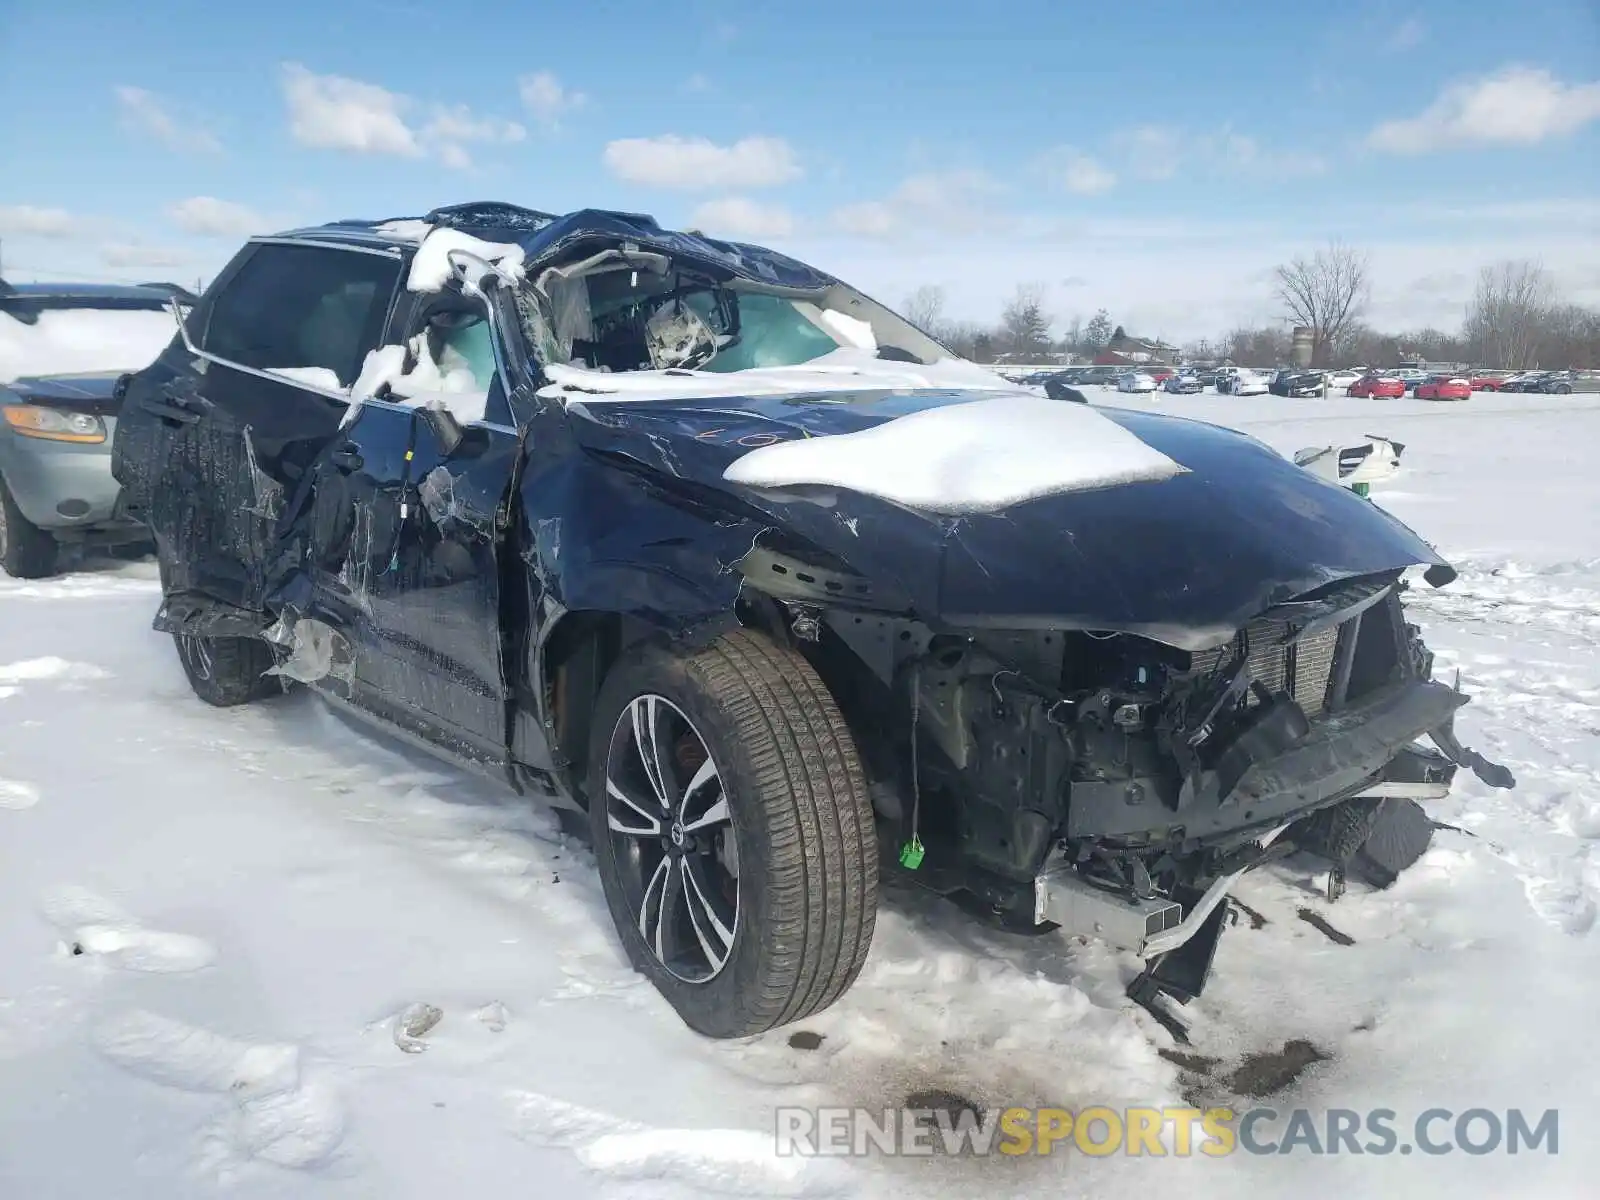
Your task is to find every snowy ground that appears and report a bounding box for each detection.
[2,392,1596,1199]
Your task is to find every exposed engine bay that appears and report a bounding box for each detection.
[738,542,1512,1025]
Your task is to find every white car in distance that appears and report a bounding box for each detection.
[1116,371,1158,393]
[1229,370,1270,396]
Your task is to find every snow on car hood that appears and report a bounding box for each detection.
[722,394,1186,513]
[566,389,1452,645]
[0,308,176,384]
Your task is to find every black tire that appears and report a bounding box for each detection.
[172,632,282,707]
[1293,797,1383,864]
[587,628,878,1038]
[0,474,59,579]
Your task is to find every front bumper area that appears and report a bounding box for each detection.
[1067,679,1470,845]
[0,422,142,538]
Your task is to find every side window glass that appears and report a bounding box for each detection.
[203,244,401,387]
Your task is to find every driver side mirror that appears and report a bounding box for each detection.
[419,401,465,457]
[447,249,520,302]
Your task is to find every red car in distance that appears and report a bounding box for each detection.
[1416,375,1472,401]
[1348,373,1406,398]
[1468,373,1507,391]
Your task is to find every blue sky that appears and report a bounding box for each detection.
[1,0,1597,338]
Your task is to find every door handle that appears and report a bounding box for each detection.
[138,384,212,426]
[329,442,364,473]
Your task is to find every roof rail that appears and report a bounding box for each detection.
[423,201,559,233]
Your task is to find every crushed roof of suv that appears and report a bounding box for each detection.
[269,202,838,292]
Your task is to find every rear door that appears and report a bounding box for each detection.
[114,240,402,624]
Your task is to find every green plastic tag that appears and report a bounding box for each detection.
[898,835,925,870]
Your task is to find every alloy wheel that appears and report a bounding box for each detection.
[178,635,215,683]
[603,694,739,983]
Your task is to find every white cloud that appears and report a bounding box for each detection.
[114,86,222,154]
[0,205,81,238]
[1369,66,1600,153]
[281,63,421,157]
[1385,17,1426,52]
[101,242,192,270]
[1038,149,1116,195]
[420,105,526,169]
[280,64,525,169]
[830,170,1004,238]
[687,196,795,239]
[1115,126,1182,179]
[603,135,801,190]
[683,73,712,94]
[1111,123,1326,180]
[167,196,270,238]
[518,71,587,131]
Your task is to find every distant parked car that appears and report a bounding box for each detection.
[1503,371,1556,393]
[1391,368,1428,393]
[1531,371,1596,394]
[1347,373,1406,399]
[1189,367,1220,387]
[1467,371,1509,391]
[1161,373,1203,394]
[1142,365,1177,384]
[1116,371,1158,393]
[1223,370,1270,396]
[1,279,191,577]
[1325,370,1362,390]
[1270,370,1327,398]
[1416,375,1471,401]
[1076,365,1121,387]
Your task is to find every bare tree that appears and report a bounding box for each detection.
[1274,241,1370,366]
[1225,324,1293,366]
[1463,260,1554,369]
[902,284,947,335]
[1000,284,1052,358]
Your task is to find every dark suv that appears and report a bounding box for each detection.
[112,202,1511,1038]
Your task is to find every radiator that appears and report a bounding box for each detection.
[1190,618,1342,716]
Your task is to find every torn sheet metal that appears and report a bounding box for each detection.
[263,613,354,683]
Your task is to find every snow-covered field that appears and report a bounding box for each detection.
[3,392,1596,1199]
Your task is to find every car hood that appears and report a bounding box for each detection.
[2,371,123,415]
[567,388,1453,649]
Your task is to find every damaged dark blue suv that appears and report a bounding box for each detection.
[111,202,1511,1038]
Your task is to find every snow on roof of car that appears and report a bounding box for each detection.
[722,393,1186,514]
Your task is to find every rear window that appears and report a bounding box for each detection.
[203,243,401,387]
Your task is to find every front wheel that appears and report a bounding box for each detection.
[588,629,878,1038]
[172,632,282,707]
[0,474,59,579]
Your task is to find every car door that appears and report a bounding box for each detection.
[297,288,530,769]
[114,239,403,624]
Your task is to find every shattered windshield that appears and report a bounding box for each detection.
[515,253,949,379]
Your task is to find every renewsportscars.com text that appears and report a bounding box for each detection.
[774,1105,1559,1158]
